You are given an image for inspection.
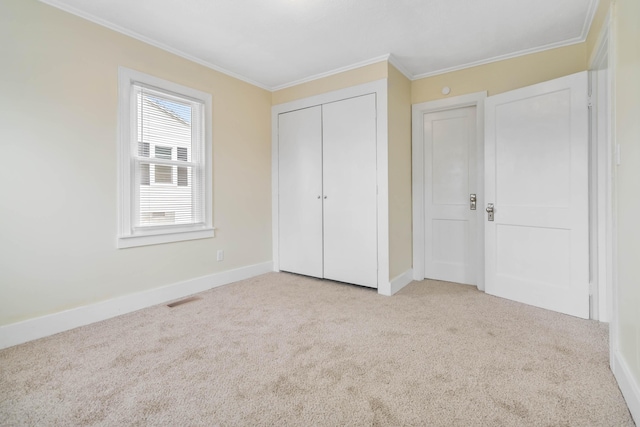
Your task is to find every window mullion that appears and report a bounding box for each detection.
[135,157,195,167]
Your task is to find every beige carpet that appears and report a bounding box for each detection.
[0,272,634,426]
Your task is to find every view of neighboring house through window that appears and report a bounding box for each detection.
[136,88,198,227]
[117,66,213,248]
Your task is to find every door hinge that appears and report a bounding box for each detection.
[587,96,593,107]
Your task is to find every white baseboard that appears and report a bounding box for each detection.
[613,350,640,424]
[383,268,414,296]
[0,261,273,350]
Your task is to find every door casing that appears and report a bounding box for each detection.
[413,80,602,322]
[412,91,487,290]
[272,79,392,295]
[588,8,614,324]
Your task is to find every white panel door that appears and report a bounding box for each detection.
[322,94,378,288]
[423,107,477,285]
[278,106,324,277]
[485,72,589,318]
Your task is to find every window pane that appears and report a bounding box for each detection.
[133,85,203,230]
[139,164,195,226]
[139,92,192,157]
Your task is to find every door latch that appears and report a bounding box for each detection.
[486,203,494,221]
[470,194,476,210]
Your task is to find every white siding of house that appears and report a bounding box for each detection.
[136,93,196,227]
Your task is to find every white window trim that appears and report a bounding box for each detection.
[117,66,214,248]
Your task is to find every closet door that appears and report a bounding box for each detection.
[322,94,378,288]
[278,106,323,277]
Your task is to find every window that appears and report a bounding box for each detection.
[118,67,213,248]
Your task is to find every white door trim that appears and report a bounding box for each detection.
[271,79,390,294]
[589,23,613,323]
[412,91,487,290]
[588,2,618,371]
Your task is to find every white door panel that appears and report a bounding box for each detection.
[485,71,589,318]
[495,89,572,208]
[322,94,378,288]
[424,107,477,285]
[278,106,324,277]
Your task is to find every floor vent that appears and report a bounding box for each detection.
[167,296,201,308]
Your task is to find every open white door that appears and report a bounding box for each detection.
[485,72,589,319]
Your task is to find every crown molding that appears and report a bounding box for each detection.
[412,37,585,80]
[411,0,598,81]
[39,0,601,91]
[271,54,391,91]
[387,54,414,81]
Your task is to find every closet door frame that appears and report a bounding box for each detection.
[271,79,391,295]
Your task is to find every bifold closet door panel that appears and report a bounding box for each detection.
[322,94,378,288]
[278,106,324,277]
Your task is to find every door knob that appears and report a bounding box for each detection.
[470,193,476,210]
[486,203,494,221]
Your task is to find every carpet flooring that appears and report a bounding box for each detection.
[0,272,634,426]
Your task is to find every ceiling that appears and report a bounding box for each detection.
[41,0,598,91]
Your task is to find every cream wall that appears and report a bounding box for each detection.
[0,0,272,326]
[582,0,640,414]
[412,43,587,104]
[612,0,640,395]
[387,64,413,280]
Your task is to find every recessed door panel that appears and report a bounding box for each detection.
[278,106,323,278]
[496,224,571,289]
[322,94,378,288]
[496,90,572,208]
[432,117,470,206]
[424,107,477,285]
[433,219,469,264]
[485,71,589,319]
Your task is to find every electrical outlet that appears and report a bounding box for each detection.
[217,250,224,261]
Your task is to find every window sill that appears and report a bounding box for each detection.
[118,227,215,249]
